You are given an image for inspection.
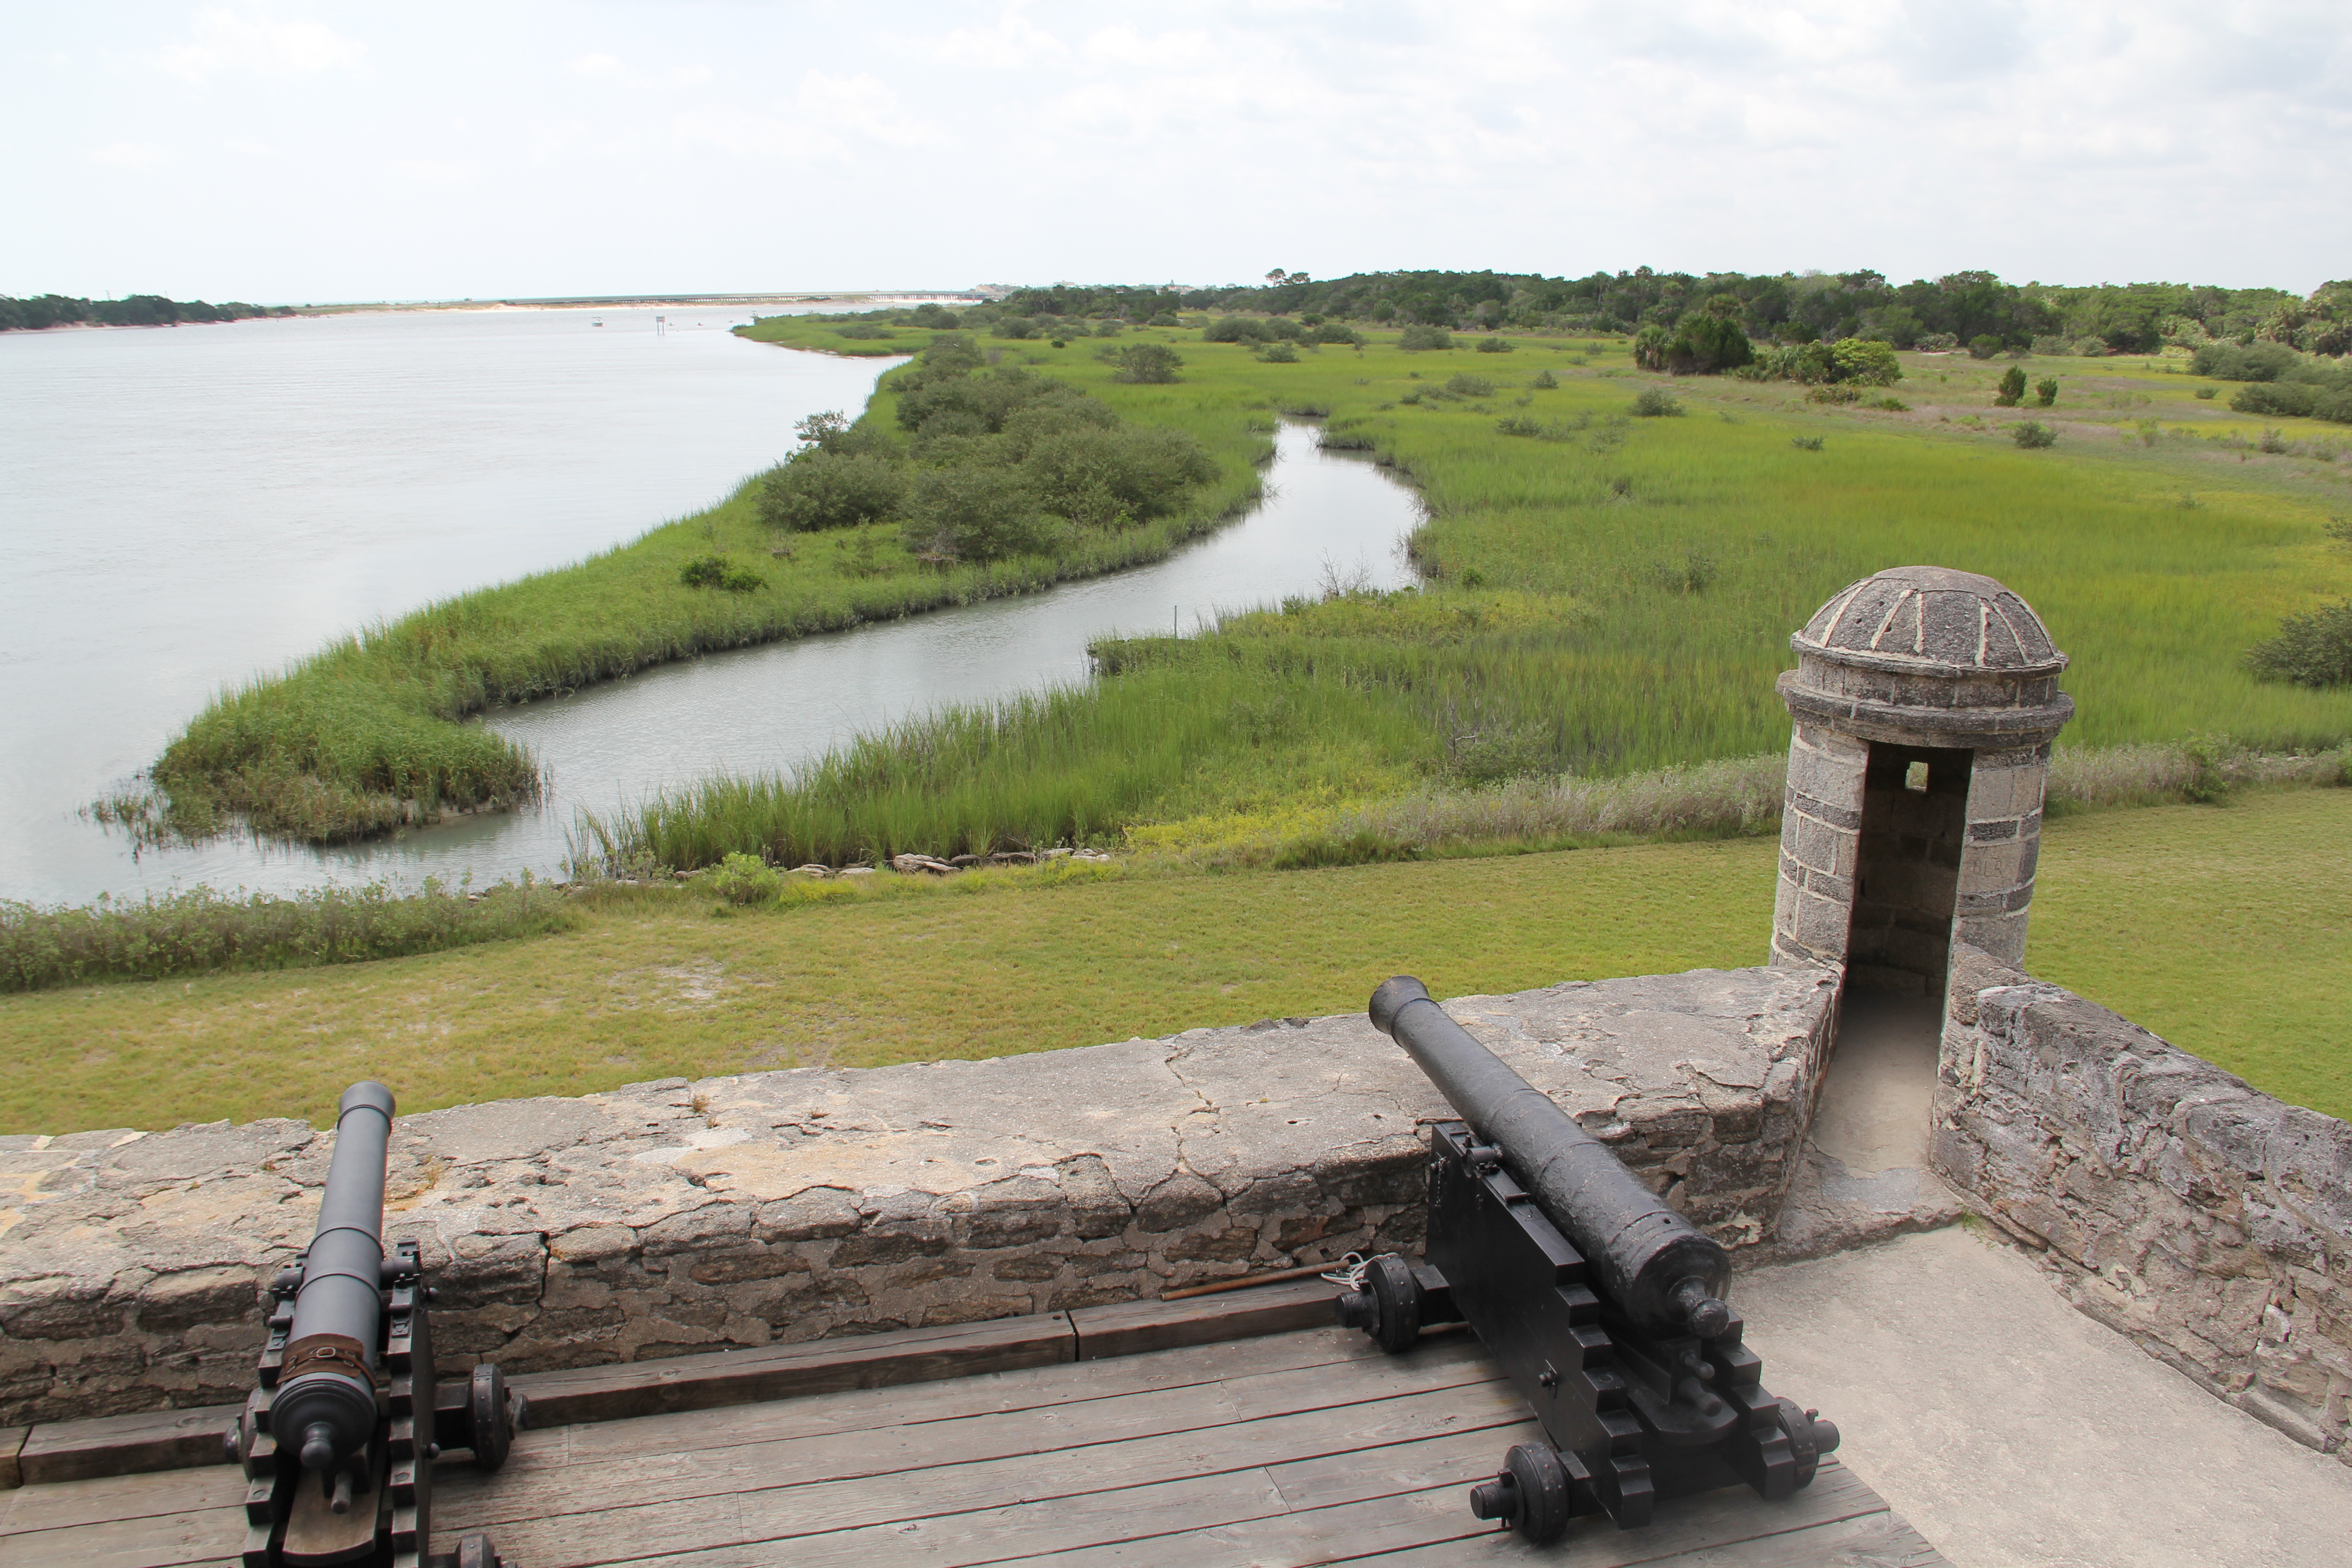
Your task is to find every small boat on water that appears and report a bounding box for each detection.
[591,318,604,327]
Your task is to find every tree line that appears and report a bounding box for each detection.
[0,294,294,332]
[985,272,2351,359]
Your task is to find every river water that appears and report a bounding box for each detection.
[0,311,1419,905]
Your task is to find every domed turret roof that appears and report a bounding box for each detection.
[1794,566,2065,676]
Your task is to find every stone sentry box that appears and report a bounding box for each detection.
[1769,566,2074,995]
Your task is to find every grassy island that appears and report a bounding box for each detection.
[134,326,1269,843]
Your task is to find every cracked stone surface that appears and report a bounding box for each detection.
[0,964,1836,1424]
[1934,943,2352,1465]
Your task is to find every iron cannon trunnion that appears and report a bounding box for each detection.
[1338,979,1840,1544]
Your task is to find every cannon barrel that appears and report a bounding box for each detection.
[271,1081,396,1478]
[1370,977,1730,1340]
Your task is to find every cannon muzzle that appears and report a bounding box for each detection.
[271,1080,396,1480]
[1370,975,1730,1340]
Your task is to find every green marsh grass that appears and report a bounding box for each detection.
[600,325,2352,870]
[10,787,2347,1131]
[145,339,1270,842]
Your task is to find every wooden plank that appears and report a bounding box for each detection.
[1341,1460,1894,1566]
[16,1404,237,1486]
[0,1444,271,1535]
[0,1502,244,1568]
[5,1287,1361,1489]
[511,1311,1078,1428]
[446,1381,1535,1567]
[603,1468,1297,1568]
[555,1324,1411,1467]
[1069,1279,1339,1360]
[432,1349,1518,1543]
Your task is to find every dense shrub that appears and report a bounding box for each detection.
[2192,342,2301,381]
[900,467,1053,563]
[1737,338,1900,387]
[1474,336,1515,353]
[758,450,907,531]
[1022,425,1219,526]
[1530,370,1558,388]
[1107,342,1182,384]
[2245,599,2352,687]
[1445,373,1497,397]
[1258,343,1299,363]
[2011,421,2057,449]
[1994,366,2027,407]
[2034,377,2058,407]
[1397,324,1454,350]
[2230,381,2352,422]
[1309,323,1364,345]
[1630,388,1684,417]
[708,852,782,905]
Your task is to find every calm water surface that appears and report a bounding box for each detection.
[1,314,1419,903]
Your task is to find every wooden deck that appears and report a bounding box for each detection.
[0,1325,1943,1567]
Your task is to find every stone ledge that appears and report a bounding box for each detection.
[1932,946,2352,1462]
[0,965,1838,1426]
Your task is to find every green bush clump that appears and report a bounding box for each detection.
[1258,343,1300,363]
[2196,387,2219,399]
[1309,324,1363,345]
[1630,387,1684,417]
[2034,377,2058,407]
[2192,342,2302,382]
[1634,303,1755,375]
[1737,338,1900,387]
[757,450,906,532]
[2232,382,2352,422]
[1397,324,1454,351]
[1791,436,1825,451]
[1994,366,2028,407]
[680,554,767,591]
[900,467,1056,563]
[1530,370,1559,388]
[1474,336,1515,353]
[2012,421,2058,449]
[1495,416,1543,436]
[0,877,575,993]
[707,851,782,906]
[1445,373,1497,397]
[1109,343,1183,383]
[2245,599,2352,687]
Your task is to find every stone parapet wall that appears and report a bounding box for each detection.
[1932,946,2352,1458]
[0,965,1837,1426]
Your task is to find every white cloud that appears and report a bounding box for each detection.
[156,8,365,83]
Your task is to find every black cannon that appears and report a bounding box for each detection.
[1334,978,1839,1544]
[225,1082,525,1568]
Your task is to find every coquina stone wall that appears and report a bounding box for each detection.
[1933,945,2352,1459]
[0,965,1837,1426]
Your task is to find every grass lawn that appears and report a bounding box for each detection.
[7,788,2343,1135]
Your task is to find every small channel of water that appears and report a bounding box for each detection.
[326,421,1423,887]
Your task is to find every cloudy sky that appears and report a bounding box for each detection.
[6,2,2344,302]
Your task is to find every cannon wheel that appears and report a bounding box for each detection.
[1363,1255,1423,1355]
[1773,1396,1837,1490]
[469,1364,515,1473]
[1471,1442,1572,1544]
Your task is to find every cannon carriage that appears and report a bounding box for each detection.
[224,1082,524,1568]
[1335,978,1840,1544]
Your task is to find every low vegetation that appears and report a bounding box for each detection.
[8,789,2346,1131]
[0,877,573,994]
